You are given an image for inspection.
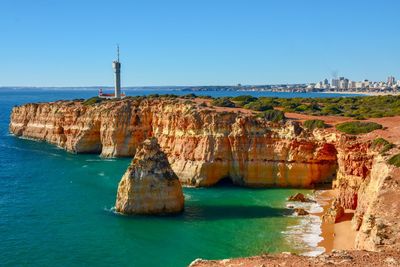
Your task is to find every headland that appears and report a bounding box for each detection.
[9,94,400,265]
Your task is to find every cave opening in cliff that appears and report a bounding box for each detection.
[214,176,236,187]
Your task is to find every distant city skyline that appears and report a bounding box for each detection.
[1,0,399,87]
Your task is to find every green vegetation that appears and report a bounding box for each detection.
[83,97,103,106]
[257,110,285,122]
[388,154,400,167]
[243,101,273,111]
[371,138,395,154]
[211,97,235,107]
[231,95,257,107]
[211,94,400,119]
[303,119,327,130]
[335,121,383,135]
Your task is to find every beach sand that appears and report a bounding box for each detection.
[314,189,357,253]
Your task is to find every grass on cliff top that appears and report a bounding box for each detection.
[335,121,382,135]
[372,138,395,154]
[83,97,104,106]
[303,119,328,130]
[256,110,286,122]
[388,154,400,167]
[209,94,400,119]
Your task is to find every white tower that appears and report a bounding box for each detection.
[113,45,121,98]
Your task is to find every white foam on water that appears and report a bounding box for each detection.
[103,206,117,214]
[283,195,326,257]
[98,172,105,176]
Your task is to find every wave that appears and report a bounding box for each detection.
[86,159,116,162]
[283,194,325,257]
[103,206,117,214]
[0,143,62,157]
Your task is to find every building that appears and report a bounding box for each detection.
[387,76,396,86]
[99,45,125,99]
[338,78,349,90]
[331,78,339,88]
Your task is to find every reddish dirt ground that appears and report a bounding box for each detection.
[189,250,400,267]
[189,97,400,144]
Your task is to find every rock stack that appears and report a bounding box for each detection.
[115,137,184,215]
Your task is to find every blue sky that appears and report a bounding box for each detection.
[1,0,399,87]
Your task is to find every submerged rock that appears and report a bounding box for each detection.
[115,138,184,215]
[293,208,309,216]
[288,193,314,203]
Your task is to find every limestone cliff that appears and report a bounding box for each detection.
[9,96,400,251]
[9,98,338,188]
[115,137,184,215]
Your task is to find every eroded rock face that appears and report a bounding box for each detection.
[9,98,338,187]
[322,199,344,223]
[115,138,184,215]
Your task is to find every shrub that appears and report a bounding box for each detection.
[231,95,257,106]
[211,97,235,107]
[83,97,103,106]
[388,154,400,167]
[257,110,285,122]
[303,119,327,130]
[198,102,207,107]
[321,105,342,115]
[335,121,383,134]
[372,138,395,154]
[244,101,273,111]
[183,93,197,99]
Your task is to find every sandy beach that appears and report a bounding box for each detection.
[314,189,357,253]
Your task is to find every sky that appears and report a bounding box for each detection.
[1,0,399,87]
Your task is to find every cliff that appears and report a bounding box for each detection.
[9,97,338,188]
[9,96,400,252]
[115,137,184,215]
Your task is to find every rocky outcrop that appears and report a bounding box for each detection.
[322,199,345,223]
[9,98,338,188]
[332,137,400,252]
[288,193,314,202]
[115,137,184,215]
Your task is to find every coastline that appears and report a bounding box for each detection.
[314,189,357,254]
[319,91,400,96]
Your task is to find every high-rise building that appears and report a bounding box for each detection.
[324,79,329,85]
[387,76,396,86]
[331,78,339,88]
[339,78,349,90]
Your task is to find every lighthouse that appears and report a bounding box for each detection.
[113,45,121,98]
[98,46,125,99]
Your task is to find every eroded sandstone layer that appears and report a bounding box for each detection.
[9,98,338,187]
[115,137,184,215]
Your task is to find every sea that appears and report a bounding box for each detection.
[0,88,359,266]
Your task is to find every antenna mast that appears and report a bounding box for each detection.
[117,44,120,62]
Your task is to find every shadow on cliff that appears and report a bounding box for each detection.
[180,204,292,221]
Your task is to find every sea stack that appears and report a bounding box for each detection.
[115,137,184,215]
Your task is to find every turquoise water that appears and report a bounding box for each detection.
[0,89,350,266]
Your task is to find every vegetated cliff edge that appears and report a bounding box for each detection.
[9,97,400,253]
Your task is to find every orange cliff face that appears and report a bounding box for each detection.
[9,97,338,188]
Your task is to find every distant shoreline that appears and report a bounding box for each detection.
[319,91,400,96]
